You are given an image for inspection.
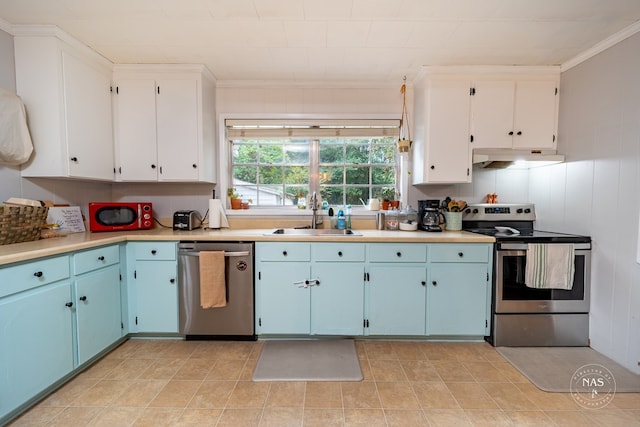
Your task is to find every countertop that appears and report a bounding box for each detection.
[0,227,494,266]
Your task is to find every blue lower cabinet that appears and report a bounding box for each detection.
[366,264,427,335]
[0,281,74,421]
[256,261,310,334]
[133,261,178,333]
[311,262,364,335]
[427,264,489,336]
[75,265,122,365]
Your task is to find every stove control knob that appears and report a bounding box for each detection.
[524,208,531,213]
[516,208,523,213]
[472,208,478,214]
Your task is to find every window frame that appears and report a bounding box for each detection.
[224,117,400,210]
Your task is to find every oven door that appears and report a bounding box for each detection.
[495,242,591,313]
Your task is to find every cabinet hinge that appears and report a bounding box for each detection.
[258,271,261,280]
[486,272,489,281]
[135,316,138,325]
[467,168,470,176]
[119,273,122,281]
[258,318,262,327]
[470,134,474,143]
[485,319,488,328]
[470,87,476,96]
[157,86,160,95]
[555,87,558,95]
[134,270,137,279]
[553,134,556,142]
[121,322,124,330]
[363,319,369,328]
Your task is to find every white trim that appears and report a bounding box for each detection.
[561,20,640,72]
[216,79,404,89]
[0,17,12,34]
[12,24,113,69]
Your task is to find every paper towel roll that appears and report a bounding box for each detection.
[208,199,229,229]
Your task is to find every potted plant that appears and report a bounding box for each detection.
[227,187,243,210]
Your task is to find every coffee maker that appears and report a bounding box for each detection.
[418,199,442,232]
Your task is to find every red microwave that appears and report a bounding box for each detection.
[88,202,153,232]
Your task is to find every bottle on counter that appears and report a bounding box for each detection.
[336,209,346,230]
[345,204,352,229]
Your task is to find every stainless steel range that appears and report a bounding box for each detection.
[463,204,592,347]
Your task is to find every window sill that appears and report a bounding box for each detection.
[225,207,380,218]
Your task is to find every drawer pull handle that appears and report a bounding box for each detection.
[338,251,343,257]
[282,251,288,256]
[65,302,73,307]
[151,250,157,255]
[33,271,43,278]
[97,256,105,261]
[79,296,87,302]
[421,281,426,286]
[458,252,464,257]
[432,281,437,286]
[396,252,402,257]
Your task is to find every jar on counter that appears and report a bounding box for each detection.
[385,209,399,230]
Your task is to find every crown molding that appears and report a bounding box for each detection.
[0,17,12,33]
[562,20,640,72]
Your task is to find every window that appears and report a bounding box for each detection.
[227,119,399,207]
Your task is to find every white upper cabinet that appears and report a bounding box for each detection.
[470,74,559,150]
[14,29,114,181]
[112,65,216,183]
[412,77,472,184]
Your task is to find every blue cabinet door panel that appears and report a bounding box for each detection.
[0,281,74,419]
[75,265,122,365]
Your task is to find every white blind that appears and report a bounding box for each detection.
[226,119,400,139]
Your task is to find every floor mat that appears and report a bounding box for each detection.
[497,346,640,392]
[252,339,363,382]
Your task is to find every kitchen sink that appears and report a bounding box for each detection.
[266,228,362,236]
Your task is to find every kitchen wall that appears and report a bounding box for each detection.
[531,32,640,374]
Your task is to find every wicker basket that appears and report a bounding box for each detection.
[0,205,49,245]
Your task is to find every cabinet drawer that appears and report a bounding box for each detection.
[368,244,427,263]
[0,256,70,298]
[429,244,490,263]
[133,242,177,261]
[313,243,365,262]
[257,243,310,262]
[73,245,120,275]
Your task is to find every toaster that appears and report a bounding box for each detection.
[173,210,202,230]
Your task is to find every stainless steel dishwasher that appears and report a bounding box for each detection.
[178,241,255,340]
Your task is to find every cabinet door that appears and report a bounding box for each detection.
[366,265,426,335]
[75,265,122,365]
[113,79,159,181]
[0,282,74,420]
[134,261,178,333]
[427,264,488,336]
[470,80,515,149]
[513,80,558,149]
[422,80,471,183]
[311,263,364,335]
[256,262,310,334]
[61,50,114,180]
[156,79,200,181]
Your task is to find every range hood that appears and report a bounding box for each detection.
[473,149,565,169]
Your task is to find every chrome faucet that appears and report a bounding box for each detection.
[310,192,322,229]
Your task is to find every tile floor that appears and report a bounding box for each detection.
[8,339,640,426]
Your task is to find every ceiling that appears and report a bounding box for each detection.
[1,0,640,83]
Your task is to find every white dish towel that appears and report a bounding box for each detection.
[525,243,575,290]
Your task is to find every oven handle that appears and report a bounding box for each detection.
[180,251,250,257]
[498,242,591,251]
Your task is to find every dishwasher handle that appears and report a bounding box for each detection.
[179,251,250,257]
